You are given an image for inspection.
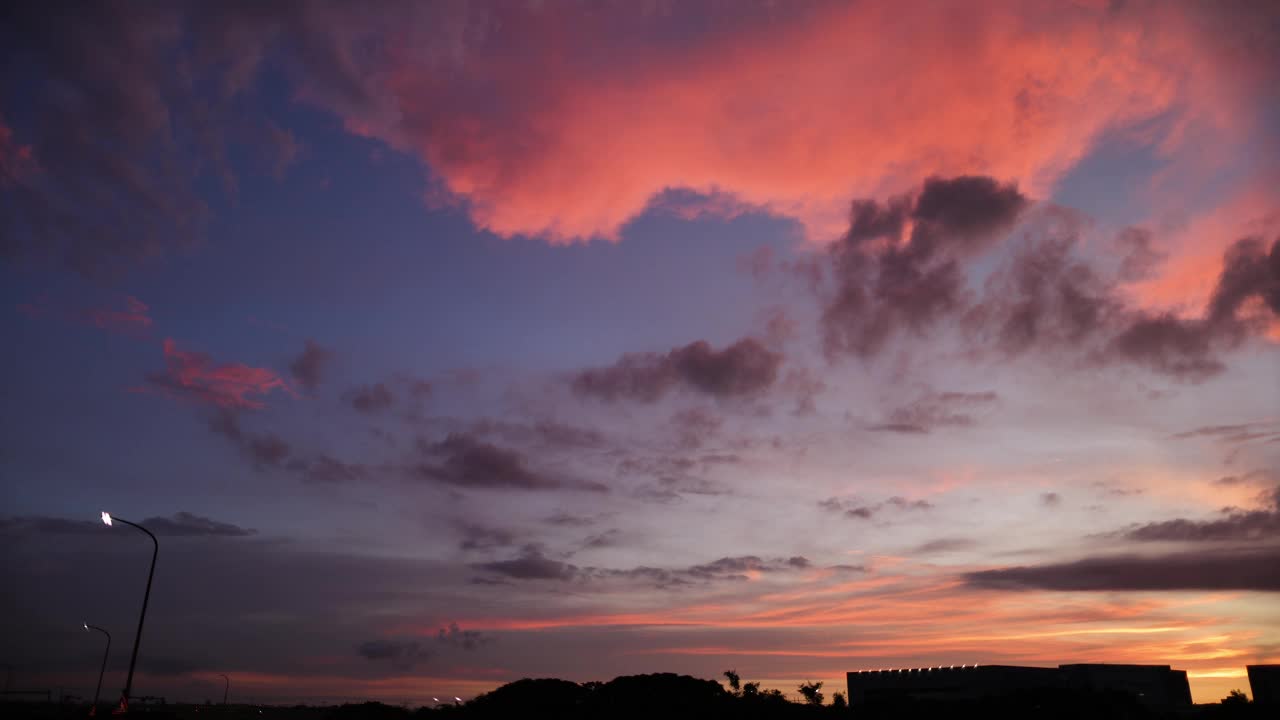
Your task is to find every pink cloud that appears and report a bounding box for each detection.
[320,1,1275,245]
[85,295,152,334]
[138,339,295,410]
[17,293,153,338]
[0,116,35,183]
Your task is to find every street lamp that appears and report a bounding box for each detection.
[83,623,111,714]
[100,512,158,713]
[218,674,230,705]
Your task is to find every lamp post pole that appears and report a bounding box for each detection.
[218,674,229,705]
[100,512,157,713]
[83,624,111,714]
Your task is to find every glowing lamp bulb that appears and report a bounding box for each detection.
[101,512,113,526]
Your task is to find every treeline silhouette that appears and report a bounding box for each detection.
[3,672,1268,719]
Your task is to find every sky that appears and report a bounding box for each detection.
[2,0,1279,708]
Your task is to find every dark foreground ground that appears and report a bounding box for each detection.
[3,674,1271,719]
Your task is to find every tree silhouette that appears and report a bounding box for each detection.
[1222,689,1250,705]
[797,680,824,706]
[723,669,741,694]
[831,690,847,709]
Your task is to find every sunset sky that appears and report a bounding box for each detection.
[2,0,1278,707]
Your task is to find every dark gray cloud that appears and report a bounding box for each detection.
[209,409,371,484]
[209,410,291,468]
[1040,492,1062,507]
[0,516,105,537]
[470,418,607,450]
[474,550,811,587]
[974,229,1280,381]
[1213,469,1275,487]
[868,390,998,434]
[290,340,331,393]
[966,224,1121,359]
[1172,422,1280,443]
[581,529,623,549]
[1123,485,1280,542]
[286,454,370,484]
[436,622,490,651]
[543,511,596,528]
[965,546,1280,592]
[348,382,394,413]
[822,175,1029,358]
[1,512,254,538]
[670,407,724,450]
[0,1,405,278]
[618,454,731,503]
[0,2,210,277]
[914,538,978,554]
[0,531,495,691]
[590,555,812,588]
[572,337,782,402]
[475,547,579,581]
[415,433,608,492]
[820,495,932,520]
[356,638,430,666]
[138,511,258,537]
[823,177,1277,380]
[1115,227,1166,282]
[1105,236,1278,380]
[634,476,731,503]
[458,522,518,551]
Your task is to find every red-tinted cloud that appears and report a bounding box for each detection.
[6,1,1276,283]
[140,339,294,409]
[324,1,1277,244]
[17,293,152,337]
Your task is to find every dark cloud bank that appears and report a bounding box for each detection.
[473,548,811,588]
[414,433,608,492]
[965,546,1280,592]
[2,511,255,538]
[573,338,782,402]
[967,485,1280,592]
[819,175,1279,381]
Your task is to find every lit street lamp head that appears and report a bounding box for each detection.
[101,511,112,526]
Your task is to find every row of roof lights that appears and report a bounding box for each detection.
[852,665,980,673]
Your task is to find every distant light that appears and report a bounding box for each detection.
[101,512,113,526]
[454,697,462,702]
[84,623,89,630]
[432,698,439,703]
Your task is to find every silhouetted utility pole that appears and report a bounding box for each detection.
[100,513,158,713]
[83,624,111,713]
[219,674,229,705]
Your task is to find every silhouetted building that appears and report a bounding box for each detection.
[1248,665,1280,705]
[1059,664,1190,706]
[846,663,1191,707]
[846,665,1059,705]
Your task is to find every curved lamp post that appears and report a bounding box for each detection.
[83,623,111,713]
[100,512,157,713]
[218,674,230,705]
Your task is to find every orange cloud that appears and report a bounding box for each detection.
[333,1,1272,246]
